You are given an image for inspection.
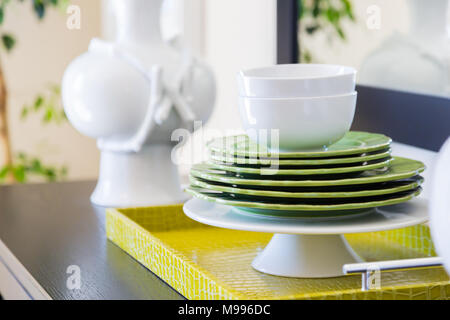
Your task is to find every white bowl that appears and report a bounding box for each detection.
[239,92,357,152]
[238,64,357,98]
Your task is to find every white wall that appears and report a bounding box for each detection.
[3,0,101,181]
[202,0,277,131]
[178,0,278,175]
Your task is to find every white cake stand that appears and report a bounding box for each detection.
[183,198,428,278]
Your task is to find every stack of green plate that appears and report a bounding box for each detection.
[186,132,425,218]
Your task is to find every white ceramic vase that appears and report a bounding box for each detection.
[62,0,215,207]
[360,0,450,97]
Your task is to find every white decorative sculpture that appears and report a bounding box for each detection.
[62,0,215,207]
[360,0,450,97]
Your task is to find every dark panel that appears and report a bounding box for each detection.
[277,0,299,64]
[0,181,183,300]
[353,85,450,152]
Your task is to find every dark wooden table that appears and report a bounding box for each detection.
[0,181,183,300]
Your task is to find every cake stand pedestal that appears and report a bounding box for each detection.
[252,234,361,278]
[183,198,428,278]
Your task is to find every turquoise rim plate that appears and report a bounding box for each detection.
[190,157,425,187]
[185,186,422,214]
[211,148,392,166]
[189,175,424,199]
[207,131,392,159]
[205,157,392,176]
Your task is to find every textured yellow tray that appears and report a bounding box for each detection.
[106,204,450,300]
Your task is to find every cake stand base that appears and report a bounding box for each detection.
[252,234,362,278]
[183,197,428,278]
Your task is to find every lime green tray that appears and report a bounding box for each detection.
[106,204,450,300]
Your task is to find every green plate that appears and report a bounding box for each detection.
[189,175,424,199]
[185,186,422,217]
[211,148,392,167]
[208,132,392,159]
[206,157,392,176]
[190,157,425,187]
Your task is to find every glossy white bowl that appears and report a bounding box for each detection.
[239,92,357,152]
[238,64,357,98]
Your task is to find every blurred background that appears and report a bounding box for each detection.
[0,0,448,184]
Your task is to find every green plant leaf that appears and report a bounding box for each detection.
[43,108,53,123]
[13,165,26,183]
[3,152,69,184]
[50,84,60,95]
[298,0,356,62]
[301,48,313,63]
[297,0,304,19]
[2,33,15,51]
[33,0,45,19]
[60,166,68,177]
[312,0,320,18]
[22,85,66,125]
[21,106,29,119]
[0,166,9,180]
[0,7,4,25]
[34,95,43,110]
[342,0,355,21]
[31,159,42,172]
[17,152,26,161]
[336,25,346,40]
[326,8,339,23]
[305,24,320,35]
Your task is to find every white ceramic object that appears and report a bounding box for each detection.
[62,0,215,207]
[91,145,186,207]
[183,197,428,278]
[252,234,362,278]
[430,137,450,275]
[239,92,357,151]
[238,64,357,98]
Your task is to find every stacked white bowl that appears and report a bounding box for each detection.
[237,64,358,152]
